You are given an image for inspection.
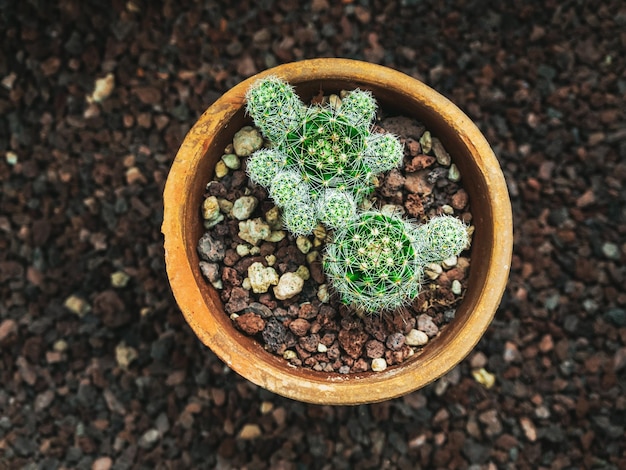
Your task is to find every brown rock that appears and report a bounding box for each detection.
[93,290,130,328]
[234,312,265,335]
[289,318,311,336]
[405,193,424,217]
[0,319,17,342]
[132,86,162,105]
[365,339,385,359]
[404,171,433,195]
[450,189,469,210]
[339,329,369,359]
[225,287,250,313]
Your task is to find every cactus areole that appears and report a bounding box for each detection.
[162,59,513,404]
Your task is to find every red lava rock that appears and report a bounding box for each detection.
[385,332,406,351]
[225,287,250,313]
[365,339,385,358]
[298,333,321,353]
[405,193,424,217]
[450,189,469,210]
[234,313,266,335]
[385,169,406,191]
[93,290,130,328]
[404,171,434,195]
[338,329,369,359]
[288,318,311,336]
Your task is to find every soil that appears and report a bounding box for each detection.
[1,1,625,469]
[199,112,472,373]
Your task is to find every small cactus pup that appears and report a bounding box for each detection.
[244,76,404,235]
[323,211,469,315]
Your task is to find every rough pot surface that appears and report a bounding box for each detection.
[162,58,513,405]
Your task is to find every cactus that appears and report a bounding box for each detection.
[323,212,468,314]
[244,77,469,315]
[245,77,404,234]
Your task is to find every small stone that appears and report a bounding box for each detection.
[317,343,328,353]
[260,402,274,414]
[289,318,311,336]
[417,314,439,337]
[371,358,388,372]
[225,287,250,313]
[247,263,279,293]
[317,284,330,303]
[232,196,259,220]
[295,265,310,280]
[34,390,55,412]
[64,295,91,317]
[264,206,282,230]
[5,151,17,165]
[605,308,626,327]
[266,230,286,242]
[242,278,251,290]
[283,350,297,360]
[53,339,68,352]
[441,255,458,269]
[238,218,271,246]
[236,244,250,257]
[215,160,229,178]
[448,163,461,181]
[432,138,451,166]
[87,73,115,103]
[451,189,469,210]
[328,94,342,109]
[441,204,454,215]
[221,153,241,170]
[233,126,263,156]
[312,224,327,240]
[199,262,222,289]
[92,457,113,470]
[519,417,537,442]
[424,263,442,280]
[503,341,522,363]
[614,348,626,372]
[451,279,462,295]
[217,198,233,215]
[306,250,319,265]
[238,423,262,439]
[274,273,304,300]
[265,254,276,266]
[197,232,225,262]
[386,332,406,351]
[110,271,130,288]
[138,429,160,449]
[202,196,222,223]
[234,313,266,335]
[419,131,432,153]
[472,368,496,388]
[602,242,620,260]
[115,342,138,369]
[365,340,385,359]
[125,167,147,185]
[405,329,429,346]
[0,319,18,342]
[296,236,312,254]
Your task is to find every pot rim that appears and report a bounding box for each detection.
[162,58,513,405]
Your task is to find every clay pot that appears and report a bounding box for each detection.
[162,59,512,405]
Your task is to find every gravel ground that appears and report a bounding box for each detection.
[1,1,625,469]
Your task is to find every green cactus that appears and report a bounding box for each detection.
[245,77,404,234]
[323,211,468,314]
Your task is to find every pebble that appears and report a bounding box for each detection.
[371,358,388,372]
[247,262,279,293]
[472,368,496,388]
[405,329,429,346]
[238,218,271,245]
[238,423,262,440]
[441,204,454,215]
[232,196,258,220]
[317,284,330,303]
[296,236,312,254]
[266,230,286,242]
[295,265,310,280]
[441,255,458,269]
[283,350,297,360]
[236,244,250,256]
[138,429,160,449]
[217,198,233,216]
[601,242,620,260]
[199,262,222,289]
[214,160,229,178]
[202,196,223,226]
[419,130,432,153]
[234,313,266,335]
[87,73,115,103]
[221,153,241,170]
[5,151,17,165]
[448,163,461,181]
[197,232,225,262]
[424,263,443,280]
[233,126,263,156]
[432,138,451,166]
[0,319,17,342]
[317,343,328,353]
[274,272,304,300]
[64,295,91,317]
[451,279,462,295]
[265,254,276,266]
[92,457,113,470]
[417,314,439,337]
[519,417,537,442]
[110,270,130,288]
[115,342,138,369]
[264,206,282,230]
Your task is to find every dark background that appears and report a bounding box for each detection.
[1,0,625,468]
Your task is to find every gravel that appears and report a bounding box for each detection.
[1,1,625,468]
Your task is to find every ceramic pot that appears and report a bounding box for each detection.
[162,58,513,405]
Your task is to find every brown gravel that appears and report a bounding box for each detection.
[1,1,625,469]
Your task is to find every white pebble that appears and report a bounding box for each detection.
[274,272,304,300]
[232,196,258,221]
[405,329,429,346]
[371,358,388,372]
[441,255,458,269]
[451,279,463,295]
[248,262,279,294]
[236,244,250,257]
[317,343,328,353]
[424,263,443,280]
[317,284,330,303]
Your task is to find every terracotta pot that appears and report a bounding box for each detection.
[162,58,512,405]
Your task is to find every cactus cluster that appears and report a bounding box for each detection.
[244,77,469,314]
[245,76,403,233]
